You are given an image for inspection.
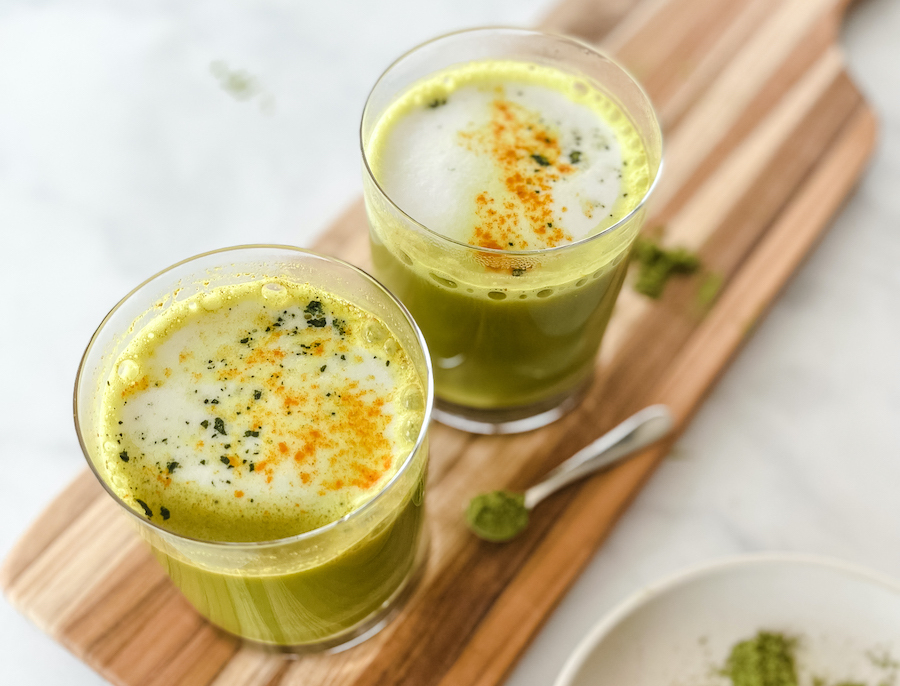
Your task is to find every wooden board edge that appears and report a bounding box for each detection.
[0,469,102,593]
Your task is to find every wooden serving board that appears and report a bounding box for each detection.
[1,0,876,684]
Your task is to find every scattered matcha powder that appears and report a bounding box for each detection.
[696,271,724,308]
[867,650,900,672]
[209,60,275,115]
[209,60,260,101]
[631,237,701,298]
[724,631,799,686]
[721,632,893,686]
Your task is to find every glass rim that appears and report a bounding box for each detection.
[73,244,434,551]
[359,25,664,257]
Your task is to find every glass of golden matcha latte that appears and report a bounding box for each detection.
[361,28,662,434]
[74,246,432,650]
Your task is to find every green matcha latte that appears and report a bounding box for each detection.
[362,29,661,430]
[77,248,431,648]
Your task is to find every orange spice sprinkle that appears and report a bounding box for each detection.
[460,97,575,250]
[120,293,409,523]
[121,375,149,399]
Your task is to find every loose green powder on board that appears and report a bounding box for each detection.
[465,490,529,542]
[631,237,701,298]
[696,271,724,308]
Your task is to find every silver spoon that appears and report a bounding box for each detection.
[465,405,675,542]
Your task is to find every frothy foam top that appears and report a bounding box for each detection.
[367,60,651,250]
[98,279,425,542]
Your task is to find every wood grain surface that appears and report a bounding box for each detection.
[1,0,876,684]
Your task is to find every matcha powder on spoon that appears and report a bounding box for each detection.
[465,490,529,542]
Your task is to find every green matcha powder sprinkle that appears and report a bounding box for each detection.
[725,632,799,686]
[722,632,890,686]
[631,237,701,298]
[465,490,529,542]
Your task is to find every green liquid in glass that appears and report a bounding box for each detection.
[364,59,651,413]
[156,485,425,646]
[371,239,631,410]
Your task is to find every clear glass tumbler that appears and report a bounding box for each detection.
[74,246,432,651]
[361,28,662,434]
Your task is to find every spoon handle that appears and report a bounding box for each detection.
[523,405,674,510]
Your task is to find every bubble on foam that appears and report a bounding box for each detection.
[260,281,288,304]
[398,415,422,445]
[117,359,140,381]
[401,386,424,411]
[200,292,224,311]
[364,321,388,345]
[108,471,128,492]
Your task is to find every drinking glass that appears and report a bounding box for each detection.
[74,245,432,650]
[361,28,662,434]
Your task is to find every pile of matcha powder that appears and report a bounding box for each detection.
[723,632,875,686]
[724,632,802,686]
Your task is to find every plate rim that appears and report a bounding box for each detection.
[552,552,900,686]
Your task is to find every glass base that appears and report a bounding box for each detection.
[432,375,593,435]
[241,526,430,655]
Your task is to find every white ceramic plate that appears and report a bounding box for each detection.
[554,554,900,686]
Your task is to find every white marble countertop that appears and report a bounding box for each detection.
[1,1,898,684]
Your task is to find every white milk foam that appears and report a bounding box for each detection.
[369,62,634,249]
[100,280,424,542]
